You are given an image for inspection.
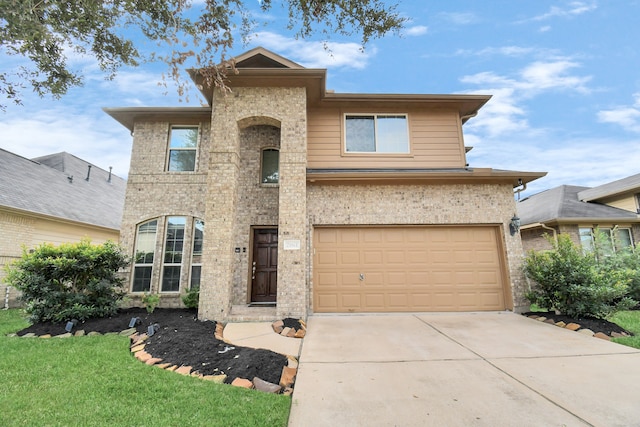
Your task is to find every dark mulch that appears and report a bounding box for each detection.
[16,308,288,385]
[523,311,633,336]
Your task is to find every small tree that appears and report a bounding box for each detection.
[4,239,129,323]
[524,234,636,319]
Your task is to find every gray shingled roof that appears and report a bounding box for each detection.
[517,185,638,226]
[578,172,640,202]
[0,149,126,230]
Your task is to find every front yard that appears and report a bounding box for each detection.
[0,310,290,427]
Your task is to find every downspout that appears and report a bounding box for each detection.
[513,178,527,200]
[540,223,558,245]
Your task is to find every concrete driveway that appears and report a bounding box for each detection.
[288,312,640,427]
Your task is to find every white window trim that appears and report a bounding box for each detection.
[131,219,159,293]
[166,125,200,172]
[579,226,634,253]
[343,113,410,154]
[160,216,186,293]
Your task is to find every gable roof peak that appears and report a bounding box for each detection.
[233,47,305,69]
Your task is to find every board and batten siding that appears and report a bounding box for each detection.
[307,106,467,169]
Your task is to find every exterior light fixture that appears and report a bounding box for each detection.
[509,214,521,236]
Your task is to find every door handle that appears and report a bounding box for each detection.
[359,273,365,281]
[252,262,256,280]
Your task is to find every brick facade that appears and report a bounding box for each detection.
[307,183,528,312]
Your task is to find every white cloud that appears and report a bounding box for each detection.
[460,59,591,137]
[597,93,640,132]
[531,1,597,21]
[439,12,478,25]
[468,132,640,197]
[250,31,375,69]
[404,26,428,36]
[0,110,132,178]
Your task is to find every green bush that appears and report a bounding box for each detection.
[141,293,160,313]
[181,286,199,310]
[524,234,636,319]
[3,239,129,323]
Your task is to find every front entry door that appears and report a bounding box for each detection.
[251,228,278,303]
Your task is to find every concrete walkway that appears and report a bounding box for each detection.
[288,312,640,427]
[223,322,302,357]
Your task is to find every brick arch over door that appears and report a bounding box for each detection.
[237,115,282,130]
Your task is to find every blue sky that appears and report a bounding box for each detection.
[1,0,639,197]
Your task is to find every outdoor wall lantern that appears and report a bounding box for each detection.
[509,214,521,236]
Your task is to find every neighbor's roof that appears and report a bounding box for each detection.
[0,149,126,230]
[517,185,638,226]
[578,172,640,202]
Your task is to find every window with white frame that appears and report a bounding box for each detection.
[261,148,279,184]
[190,219,204,289]
[167,126,198,171]
[344,114,409,153]
[579,226,633,254]
[161,216,186,292]
[132,220,158,292]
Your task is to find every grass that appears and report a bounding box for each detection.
[0,309,290,427]
[609,310,640,349]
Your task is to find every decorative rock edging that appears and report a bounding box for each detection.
[271,318,306,338]
[129,323,298,395]
[525,314,631,341]
[9,324,298,395]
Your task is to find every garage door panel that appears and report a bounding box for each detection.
[341,294,362,308]
[314,226,506,313]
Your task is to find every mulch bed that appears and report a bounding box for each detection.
[523,311,633,336]
[16,308,288,385]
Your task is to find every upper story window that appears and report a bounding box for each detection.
[579,226,633,255]
[132,219,158,292]
[261,148,279,184]
[167,126,198,172]
[344,114,409,153]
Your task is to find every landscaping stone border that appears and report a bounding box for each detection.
[8,323,299,395]
[525,314,631,341]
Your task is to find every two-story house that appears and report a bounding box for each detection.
[105,47,545,321]
[518,173,640,253]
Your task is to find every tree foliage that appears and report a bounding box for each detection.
[0,0,405,107]
[524,234,637,319]
[3,239,129,323]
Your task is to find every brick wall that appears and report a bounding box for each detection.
[119,121,210,308]
[306,183,529,312]
[0,211,35,307]
[199,87,308,321]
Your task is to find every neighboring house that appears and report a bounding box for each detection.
[105,47,545,321]
[518,174,640,253]
[0,149,126,307]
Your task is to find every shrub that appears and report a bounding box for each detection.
[524,234,636,319]
[141,293,160,313]
[3,239,129,323]
[181,286,199,310]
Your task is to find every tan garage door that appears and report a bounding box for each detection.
[313,226,507,312]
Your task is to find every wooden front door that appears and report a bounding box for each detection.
[251,228,278,303]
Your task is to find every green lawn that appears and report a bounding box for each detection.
[609,310,640,349]
[0,310,290,427]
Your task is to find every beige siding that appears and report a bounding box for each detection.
[307,106,466,169]
[599,194,638,213]
[33,219,118,246]
[0,209,119,308]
